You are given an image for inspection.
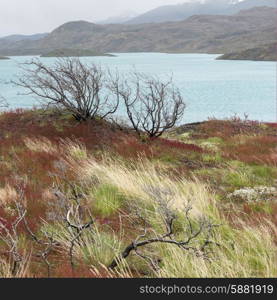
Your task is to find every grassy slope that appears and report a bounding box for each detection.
[0,109,276,278]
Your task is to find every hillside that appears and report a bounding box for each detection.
[0,56,9,60]
[0,108,276,278]
[126,0,276,24]
[0,7,275,56]
[0,33,48,42]
[217,43,277,61]
[41,48,115,57]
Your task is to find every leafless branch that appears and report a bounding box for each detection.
[109,72,186,139]
[109,199,219,270]
[13,58,119,121]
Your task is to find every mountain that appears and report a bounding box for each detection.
[217,42,277,61]
[97,11,139,24]
[0,7,275,57]
[126,0,277,24]
[0,33,49,54]
[0,33,48,42]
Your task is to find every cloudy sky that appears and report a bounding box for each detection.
[0,0,199,36]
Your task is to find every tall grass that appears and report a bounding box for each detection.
[65,152,277,277]
[0,116,276,278]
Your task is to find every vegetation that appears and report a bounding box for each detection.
[217,43,277,61]
[0,108,276,278]
[41,49,115,58]
[14,59,120,122]
[14,59,185,135]
[0,56,9,60]
[110,72,186,138]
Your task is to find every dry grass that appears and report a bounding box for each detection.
[0,110,276,278]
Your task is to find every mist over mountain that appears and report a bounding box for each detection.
[125,0,276,24]
[97,11,139,24]
[0,6,275,60]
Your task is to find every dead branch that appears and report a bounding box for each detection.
[13,58,119,121]
[109,72,186,139]
[109,203,219,270]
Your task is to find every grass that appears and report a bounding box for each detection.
[0,109,276,278]
[91,185,126,217]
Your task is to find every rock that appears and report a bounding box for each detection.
[227,186,277,202]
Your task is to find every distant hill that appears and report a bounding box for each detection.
[126,0,276,24]
[97,11,139,24]
[217,43,277,61]
[0,7,275,58]
[0,33,48,56]
[0,33,48,42]
[41,48,115,57]
[0,56,10,60]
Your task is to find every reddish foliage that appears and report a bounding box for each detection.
[113,136,153,159]
[224,202,277,241]
[264,122,277,128]
[222,135,277,165]
[0,109,275,277]
[52,262,94,278]
[157,138,204,153]
[196,119,263,139]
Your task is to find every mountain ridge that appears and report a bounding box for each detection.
[0,33,48,42]
[125,0,276,24]
[0,7,275,59]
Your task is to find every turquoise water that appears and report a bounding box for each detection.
[0,53,276,123]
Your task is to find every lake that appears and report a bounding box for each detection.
[0,53,276,123]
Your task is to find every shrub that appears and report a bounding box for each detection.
[14,58,119,121]
[110,72,186,139]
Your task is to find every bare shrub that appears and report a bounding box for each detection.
[109,185,219,271]
[14,58,119,121]
[110,72,186,139]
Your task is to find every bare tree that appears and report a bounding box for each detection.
[110,72,186,139]
[14,58,119,121]
[0,95,8,109]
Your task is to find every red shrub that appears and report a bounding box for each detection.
[157,138,204,153]
[223,136,277,165]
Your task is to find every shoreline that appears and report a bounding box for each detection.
[1,52,276,62]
